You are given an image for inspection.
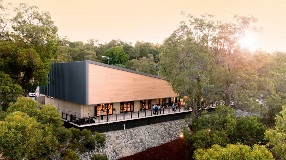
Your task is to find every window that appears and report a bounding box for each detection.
[96,103,113,116]
[120,101,134,113]
[140,100,151,110]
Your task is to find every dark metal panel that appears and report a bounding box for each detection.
[42,61,87,105]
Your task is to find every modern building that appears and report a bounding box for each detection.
[39,60,178,124]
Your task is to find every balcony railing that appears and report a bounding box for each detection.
[62,106,192,127]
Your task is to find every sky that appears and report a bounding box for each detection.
[4,0,286,53]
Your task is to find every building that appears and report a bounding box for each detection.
[39,60,178,125]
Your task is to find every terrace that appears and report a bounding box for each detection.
[62,106,192,128]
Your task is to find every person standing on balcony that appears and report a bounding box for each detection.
[152,104,155,114]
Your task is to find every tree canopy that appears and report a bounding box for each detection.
[0,3,59,95]
[0,97,106,159]
[194,144,273,160]
[265,105,286,159]
[159,14,286,125]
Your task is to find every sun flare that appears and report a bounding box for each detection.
[238,32,258,52]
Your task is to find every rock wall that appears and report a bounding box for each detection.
[81,119,187,160]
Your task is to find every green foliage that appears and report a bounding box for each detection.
[235,116,266,145]
[160,14,267,116]
[265,105,286,159]
[0,3,59,95]
[0,71,23,110]
[133,41,160,60]
[125,54,157,75]
[91,154,108,160]
[185,106,267,155]
[0,97,106,159]
[194,144,274,160]
[0,111,48,159]
[104,46,129,65]
[7,97,41,118]
[69,128,106,153]
[61,149,80,160]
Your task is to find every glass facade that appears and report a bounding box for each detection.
[95,103,113,116]
[120,101,134,113]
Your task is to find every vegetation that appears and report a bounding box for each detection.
[184,106,266,154]
[0,97,106,159]
[0,3,59,96]
[0,71,23,110]
[265,105,286,159]
[1,1,286,159]
[194,144,274,160]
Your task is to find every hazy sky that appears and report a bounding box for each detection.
[5,0,286,52]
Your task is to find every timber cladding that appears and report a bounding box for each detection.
[88,63,177,105]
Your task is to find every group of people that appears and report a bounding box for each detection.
[172,101,181,111]
[152,104,162,115]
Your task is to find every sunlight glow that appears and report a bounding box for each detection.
[238,32,258,52]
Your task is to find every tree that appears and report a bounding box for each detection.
[0,3,59,95]
[184,106,236,150]
[0,111,49,159]
[235,116,266,146]
[194,144,273,160]
[265,105,286,159]
[104,46,129,65]
[96,39,134,61]
[184,106,266,155]
[160,14,259,116]
[0,97,106,159]
[133,41,160,60]
[0,71,23,110]
[125,54,157,75]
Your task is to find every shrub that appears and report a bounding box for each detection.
[194,144,274,160]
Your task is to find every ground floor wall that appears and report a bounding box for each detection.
[39,96,178,120]
[80,119,187,160]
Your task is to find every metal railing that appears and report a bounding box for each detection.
[62,106,192,126]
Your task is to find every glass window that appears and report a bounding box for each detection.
[96,103,113,116]
[120,101,134,113]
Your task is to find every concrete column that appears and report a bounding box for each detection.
[134,100,140,112]
[113,102,120,114]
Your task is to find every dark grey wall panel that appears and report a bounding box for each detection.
[41,61,87,105]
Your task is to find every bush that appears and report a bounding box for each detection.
[91,154,108,160]
[194,144,274,160]
[184,106,267,155]
[265,105,286,159]
[61,149,79,160]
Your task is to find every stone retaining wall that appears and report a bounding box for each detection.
[81,119,187,160]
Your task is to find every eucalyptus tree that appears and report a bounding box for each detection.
[133,41,160,60]
[96,39,134,61]
[0,97,106,159]
[125,54,157,75]
[0,3,59,95]
[104,46,129,65]
[160,14,259,116]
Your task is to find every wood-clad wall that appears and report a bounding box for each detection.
[88,63,177,105]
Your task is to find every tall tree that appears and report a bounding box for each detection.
[125,54,157,75]
[160,14,259,116]
[133,41,160,60]
[0,3,59,95]
[96,39,134,61]
[104,46,129,65]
